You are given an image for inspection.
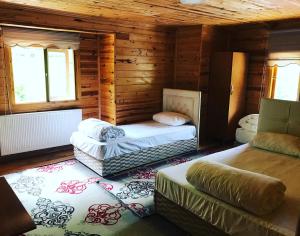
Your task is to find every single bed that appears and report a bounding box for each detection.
[155,98,300,236]
[71,88,201,176]
[235,127,256,143]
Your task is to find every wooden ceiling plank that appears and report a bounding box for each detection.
[1,0,300,25]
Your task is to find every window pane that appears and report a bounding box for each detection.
[47,49,76,101]
[11,46,47,104]
[274,64,300,101]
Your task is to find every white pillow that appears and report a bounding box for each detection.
[238,114,259,132]
[153,112,191,126]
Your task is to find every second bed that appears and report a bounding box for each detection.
[71,88,201,176]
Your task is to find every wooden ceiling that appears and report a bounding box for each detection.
[1,0,300,25]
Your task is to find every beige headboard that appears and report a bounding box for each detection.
[258,98,300,137]
[163,88,201,147]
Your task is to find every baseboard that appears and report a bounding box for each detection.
[0,145,73,163]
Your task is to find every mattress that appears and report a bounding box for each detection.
[235,127,256,143]
[70,120,196,160]
[156,144,300,236]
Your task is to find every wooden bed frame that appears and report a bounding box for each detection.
[74,88,202,176]
[155,98,300,236]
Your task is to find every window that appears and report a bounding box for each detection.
[273,64,300,101]
[47,49,76,102]
[269,64,300,101]
[267,29,300,101]
[11,46,76,104]
[11,47,47,104]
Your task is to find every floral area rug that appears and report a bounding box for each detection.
[4,153,202,235]
[5,159,142,236]
[98,154,201,218]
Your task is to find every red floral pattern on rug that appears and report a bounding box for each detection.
[87,177,102,184]
[5,159,145,235]
[99,182,113,191]
[37,164,63,173]
[168,157,191,166]
[56,177,101,194]
[131,168,157,180]
[127,203,149,216]
[37,159,78,173]
[85,203,125,225]
[64,160,78,165]
[98,155,201,218]
[56,180,88,194]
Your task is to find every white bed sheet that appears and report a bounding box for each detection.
[156,144,300,236]
[235,127,256,143]
[70,120,196,160]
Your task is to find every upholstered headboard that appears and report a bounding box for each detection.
[258,98,300,137]
[163,88,201,146]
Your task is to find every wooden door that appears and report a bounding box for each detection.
[227,52,248,140]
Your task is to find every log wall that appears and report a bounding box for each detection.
[174,22,298,133]
[174,26,202,90]
[0,30,7,114]
[173,25,229,140]
[223,21,300,115]
[2,2,298,135]
[173,24,270,123]
[115,31,175,124]
[0,32,101,119]
[228,25,269,114]
[198,26,230,140]
[78,33,101,119]
[100,34,116,124]
[0,4,175,123]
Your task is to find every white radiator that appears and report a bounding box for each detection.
[0,109,82,156]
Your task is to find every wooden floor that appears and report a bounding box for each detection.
[0,143,234,176]
[0,148,74,176]
[0,146,190,236]
[0,143,240,236]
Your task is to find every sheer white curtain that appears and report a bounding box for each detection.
[268,29,300,66]
[2,26,80,50]
[266,29,300,101]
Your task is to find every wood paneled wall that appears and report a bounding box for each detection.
[3,1,298,135]
[100,34,116,124]
[0,3,175,124]
[0,30,8,114]
[228,22,300,114]
[173,22,299,132]
[174,26,204,138]
[173,23,270,129]
[204,21,299,116]
[0,32,101,119]
[199,26,230,140]
[78,33,101,119]
[115,31,175,124]
[228,25,269,114]
[174,25,229,140]
[174,26,202,90]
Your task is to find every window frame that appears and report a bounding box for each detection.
[268,64,300,101]
[5,45,81,113]
[46,48,77,102]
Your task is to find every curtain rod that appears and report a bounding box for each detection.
[0,23,110,35]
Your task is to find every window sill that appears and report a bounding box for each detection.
[10,100,81,113]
